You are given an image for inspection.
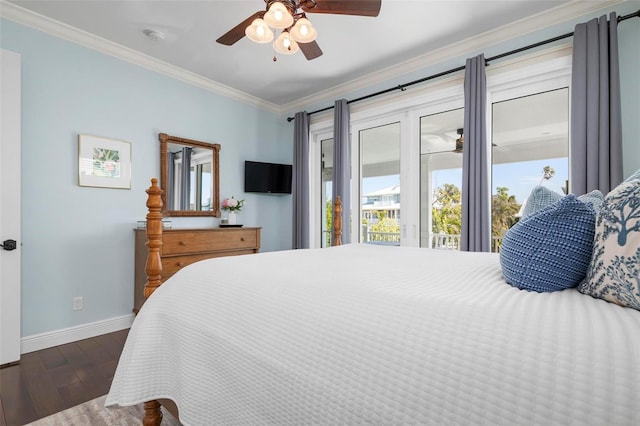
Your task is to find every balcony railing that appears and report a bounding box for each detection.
[430,233,504,252]
[323,229,504,252]
[362,229,401,245]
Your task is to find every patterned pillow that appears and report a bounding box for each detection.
[577,189,604,211]
[578,179,640,310]
[500,195,597,292]
[521,185,563,218]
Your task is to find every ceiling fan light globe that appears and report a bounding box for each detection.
[290,18,317,43]
[274,32,299,55]
[264,2,294,29]
[245,19,274,43]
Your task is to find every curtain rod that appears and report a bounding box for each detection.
[286,8,640,122]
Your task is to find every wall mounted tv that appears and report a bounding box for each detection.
[244,161,293,194]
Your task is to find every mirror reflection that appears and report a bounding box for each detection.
[159,133,220,217]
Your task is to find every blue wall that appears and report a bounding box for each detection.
[1,19,291,337]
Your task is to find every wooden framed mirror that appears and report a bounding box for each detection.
[159,133,221,217]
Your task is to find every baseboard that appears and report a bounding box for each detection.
[21,314,135,354]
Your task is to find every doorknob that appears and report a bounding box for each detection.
[1,239,17,251]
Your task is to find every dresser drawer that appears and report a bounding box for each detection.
[162,229,259,255]
[161,249,258,276]
[161,253,217,275]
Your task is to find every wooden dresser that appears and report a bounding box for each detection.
[134,227,261,312]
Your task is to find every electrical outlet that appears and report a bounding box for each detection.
[73,296,83,311]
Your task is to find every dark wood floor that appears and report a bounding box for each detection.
[0,329,129,426]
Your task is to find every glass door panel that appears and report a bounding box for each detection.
[491,88,569,252]
[320,138,334,247]
[359,122,401,245]
[419,108,464,249]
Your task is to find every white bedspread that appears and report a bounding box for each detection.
[107,244,640,425]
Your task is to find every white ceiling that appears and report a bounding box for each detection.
[4,0,587,108]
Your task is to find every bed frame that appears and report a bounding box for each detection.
[140,178,343,425]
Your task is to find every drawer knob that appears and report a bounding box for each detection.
[240,237,245,241]
[179,241,187,246]
[177,261,185,267]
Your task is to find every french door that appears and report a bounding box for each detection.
[310,52,571,250]
[356,121,401,245]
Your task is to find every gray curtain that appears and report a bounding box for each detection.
[180,147,192,210]
[570,12,622,196]
[167,152,176,210]
[333,99,351,244]
[292,111,310,249]
[461,54,490,252]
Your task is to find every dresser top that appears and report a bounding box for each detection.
[135,227,261,233]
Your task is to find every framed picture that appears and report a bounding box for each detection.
[78,134,131,189]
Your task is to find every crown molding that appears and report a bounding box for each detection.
[282,0,624,114]
[1,0,625,116]
[0,0,281,114]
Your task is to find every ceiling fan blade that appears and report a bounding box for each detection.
[216,11,264,46]
[299,40,323,60]
[301,0,381,17]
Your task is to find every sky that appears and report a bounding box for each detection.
[434,157,568,203]
[355,157,568,205]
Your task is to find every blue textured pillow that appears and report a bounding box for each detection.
[521,185,563,218]
[500,195,597,292]
[577,189,604,211]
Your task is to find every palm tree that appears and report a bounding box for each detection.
[539,165,555,184]
[431,184,462,235]
[492,187,521,236]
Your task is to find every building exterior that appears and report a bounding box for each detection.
[362,185,400,224]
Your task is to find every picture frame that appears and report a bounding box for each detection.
[78,134,132,189]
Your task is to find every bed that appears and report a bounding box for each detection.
[106,178,640,425]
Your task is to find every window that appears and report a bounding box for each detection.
[491,88,569,251]
[420,108,464,249]
[309,49,571,250]
[359,122,401,245]
[320,137,333,247]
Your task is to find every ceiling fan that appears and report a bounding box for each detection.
[216,0,382,60]
[424,128,497,155]
[422,129,465,155]
[453,128,464,153]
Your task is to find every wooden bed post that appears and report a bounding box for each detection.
[143,400,162,426]
[144,178,163,299]
[333,196,342,246]
[143,178,164,426]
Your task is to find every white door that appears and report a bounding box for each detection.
[0,49,22,366]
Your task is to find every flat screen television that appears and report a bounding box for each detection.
[244,161,293,194]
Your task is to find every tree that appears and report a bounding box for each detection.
[431,184,462,234]
[325,199,333,246]
[375,210,387,221]
[430,184,520,239]
[370,217,400,242]
[492,187,521,237]
[538,165,555,185]
[432,183,461,207]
